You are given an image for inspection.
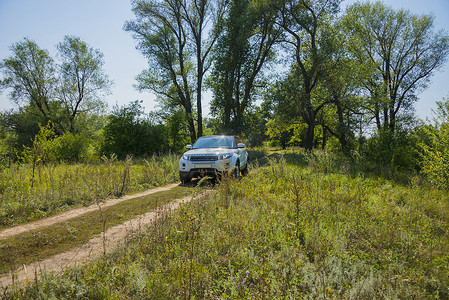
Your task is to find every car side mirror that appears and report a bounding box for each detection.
[186,144,192,150]
[237,143,245,148]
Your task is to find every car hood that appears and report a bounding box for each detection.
[183,148,237,155]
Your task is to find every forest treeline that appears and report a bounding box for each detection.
[1,0,449,187]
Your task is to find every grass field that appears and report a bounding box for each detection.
[4,149,448,299]
[0,153,180,227]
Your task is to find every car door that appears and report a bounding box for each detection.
[235,137,248,168]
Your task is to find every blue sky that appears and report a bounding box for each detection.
[0,0,448,120]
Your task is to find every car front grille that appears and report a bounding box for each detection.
[189,155,218,161]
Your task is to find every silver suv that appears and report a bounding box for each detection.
[179,135,248,183]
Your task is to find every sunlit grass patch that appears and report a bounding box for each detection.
[0,153,180,227]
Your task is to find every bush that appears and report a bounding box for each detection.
[362,129,419,171]
[101,101,169,159]
[52,131,89,162]
[418,99,449,190]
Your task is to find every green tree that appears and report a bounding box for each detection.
[102,101,168,158]
[0,38,59,127]
[20,122,56,187]
[181,0,225,138]
[419,98,449,190]
[157,106,190,151]
[210,0,282,135]
[56,36,111,133]
[0,37,110,157]
[125,0,224,143]
[266,118,298,149]
[319,45,363,154]
[275,0,342,150]
[343,1,449,132]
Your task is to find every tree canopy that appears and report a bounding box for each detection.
[343,1,449,132]
[1,0,449,171]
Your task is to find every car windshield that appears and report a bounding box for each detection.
[192,136,235,149]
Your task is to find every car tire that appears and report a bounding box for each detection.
[234,162,240,179]
[180,172,191,184]
[241,164,248,176]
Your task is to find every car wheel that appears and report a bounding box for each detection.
[234,162,240,179]
[241,164,248,176]
[180,172,191,184]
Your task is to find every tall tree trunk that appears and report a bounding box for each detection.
[304,121,315,151]
[196,75,203,138]
[184,101,197,144]
[335,101,349,154]
[196,36,203,138]
[322,126,327,150]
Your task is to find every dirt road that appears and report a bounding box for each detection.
[0,183,205,287]
[0,183,179,241]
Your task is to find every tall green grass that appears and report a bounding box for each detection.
[5,152,449,299]
[0,153,180,227]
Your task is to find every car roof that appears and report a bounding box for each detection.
[199,135,233,138]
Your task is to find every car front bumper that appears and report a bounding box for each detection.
[179,158,234,177]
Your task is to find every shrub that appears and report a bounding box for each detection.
[418,98,449,190]
[52,131,89,162]
[362,129,419,171]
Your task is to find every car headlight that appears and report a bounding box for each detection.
[218,154,232,160]
[182,154,190,160]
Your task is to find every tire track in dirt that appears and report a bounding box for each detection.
[0,183,180,240]
[0,190,210,287]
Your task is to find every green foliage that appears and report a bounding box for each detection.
[52,131,89,162]
[0,38,57,117]
[419,99,449,190]
[56,35,111,133]
[20,122,56,166]
[361,129,419,172]
[18,122,91,164]
[125,0,224,142]
[101,101,169,159]
[343,1,449,131]
[240,107,269,147]
[210,0,280,135]
[0,127,15,167]
[0,36,110,160]
[265,118,304,149]
[157,107,190,152]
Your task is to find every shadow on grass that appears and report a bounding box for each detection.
[252,148,308,168]
[255,147,419,187]
[179,177,217,189]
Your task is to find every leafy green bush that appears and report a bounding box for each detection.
[418,99,449,190]
[52,131,89,162]
[101,101,169,159]
[362,129,419,171]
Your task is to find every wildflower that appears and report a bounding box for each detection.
[246,270,250,274]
